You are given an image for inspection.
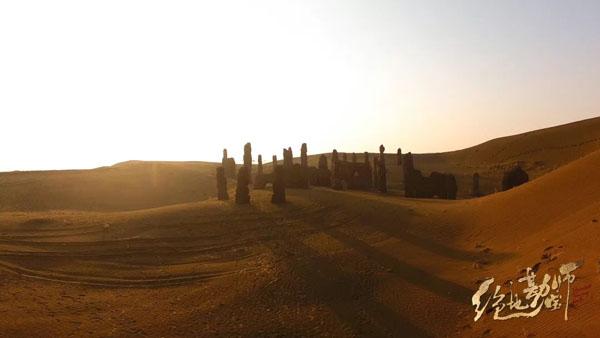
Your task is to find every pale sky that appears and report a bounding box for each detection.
[1,0,599,171]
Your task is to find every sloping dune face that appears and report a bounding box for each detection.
[450,150,600,337]
[0,161,218,211]
[0,118,598,336]
[303,116,600,196]
[0,151,597,336]
[426,116,600,195]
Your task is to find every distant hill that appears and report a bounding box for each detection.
[0,161,219,211]
[1,116,598,211]
[299,116,600,196]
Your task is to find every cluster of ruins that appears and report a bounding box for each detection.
[215,142,530,203]
[502,165,529,191]
[402,152,458,199]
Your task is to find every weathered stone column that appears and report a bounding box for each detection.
[257,155,263,176]
[397,148,402,165]
[301,143,308,168]
[243,143,252,177]
[318,154,328,170]
[235,166,250,204]
[373,155,379,190]
[222,148,236,178]
[317,154,330,187]
[216,167,229,200]
[378,144,387,193]
[287,147,293,167]
[364,152,372,188]
[331,149,342,190]
[271,165,286,204]
[403,152,415,197]
[254,154,266,189]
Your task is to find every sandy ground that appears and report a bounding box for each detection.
[0,118,599,337]
[0,150,598,337]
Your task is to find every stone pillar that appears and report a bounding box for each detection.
[254,154,266,189]
[235,166,250,204]
[283,147,294,168]
[373,155,379,190]
[378,144,387,193]
[301,143,308,168]
[257,155,263,175]
[397,148,402,166]
[243,143,252,174]
[403,152,415,197]
[317,154,330,187]
[318,154,328,170]
[216,167,229,200]
[364,152,372,188]
[222,148,236,178]
[331,149,342,190]
[404,152,414,172]
[271,165,286,204]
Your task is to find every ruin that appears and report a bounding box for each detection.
[331,149,343,190]
[310,154,331,186]
[319,154,328,170]
[286,164,309,189]
[243,143,252,179]
[221,148,237,179]
[472,173,481,197]
[285,147,294,167]
[502,166,529,191]
[364,152,373,187]
[403,152,457,199]
[330,149,372,191]
[271,165,286,204]
[372,155,379,189]
[216,167,229,200]
[254,154,266,189]
[282,147,293,168]
[276,145,309,189]
[301,143,308,168]
[397,148,402,166]
[235,166,250,204]
[377,145,387,193]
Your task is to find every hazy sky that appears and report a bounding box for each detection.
[1,1,599,171]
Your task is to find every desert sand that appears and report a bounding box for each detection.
[0,117,599,337]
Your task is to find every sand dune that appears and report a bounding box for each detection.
[0,148,598,336]
[0,161,218,212]
[2,117,599,213]
[0,117,598,336]
[304,116,600,196]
